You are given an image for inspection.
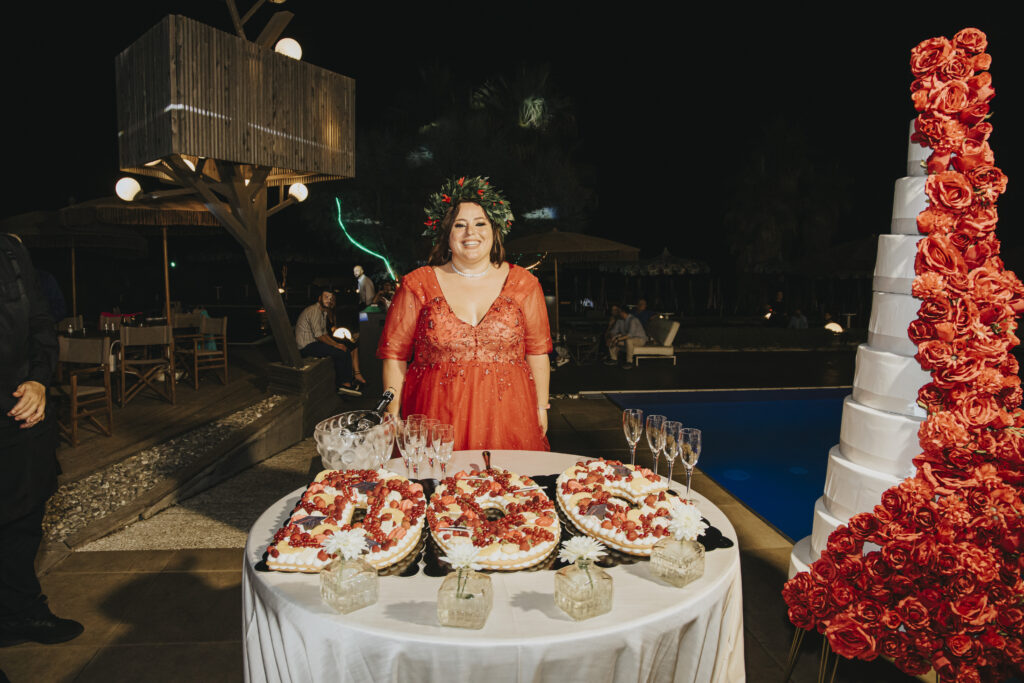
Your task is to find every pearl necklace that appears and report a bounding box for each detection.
[450,262,490,278]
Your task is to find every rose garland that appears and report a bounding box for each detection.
[783,28,1024,682]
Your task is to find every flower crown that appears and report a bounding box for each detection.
[422,175,514,242]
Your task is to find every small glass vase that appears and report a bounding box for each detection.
[319,556,379,614]
[649,537,705,587]
[437,568,493,629]
[554,559,613,621]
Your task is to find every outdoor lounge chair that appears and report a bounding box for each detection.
[119,325,176,406]
[177,315,228,390]
[628,317,680,366]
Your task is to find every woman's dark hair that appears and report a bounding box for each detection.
[426,201,506,266]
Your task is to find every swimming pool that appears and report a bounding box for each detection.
[607,387,849,542]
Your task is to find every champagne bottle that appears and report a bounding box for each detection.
[344,389,396,432]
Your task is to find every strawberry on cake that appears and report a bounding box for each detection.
[427,469,560,571]
[556,459,681,556]
[266,469,426,572]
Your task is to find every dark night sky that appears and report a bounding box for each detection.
[4,3,1024,270]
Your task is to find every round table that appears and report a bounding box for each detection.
[242,450,745,683]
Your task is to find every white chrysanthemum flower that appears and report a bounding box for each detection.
[668,503,708,541]
[558,535,606,564]
[440,541,483,570]
[321,528,367,561]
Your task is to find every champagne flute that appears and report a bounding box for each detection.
[432,423,455,477]
[422,417,440,476]
[663,421,682,486]
[394,418,413,477]
[377,413,397,470]
[622,408,643,466]
[679,428,702,503]
[405,415,426,478]
[645,414,666,475]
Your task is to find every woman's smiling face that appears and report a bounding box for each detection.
[448,202,493,264]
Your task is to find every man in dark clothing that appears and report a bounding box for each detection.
[0,233,83,647]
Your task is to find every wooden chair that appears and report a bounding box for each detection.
[119,325,176,406]
[179,316,228,390]
[54,336,114,446]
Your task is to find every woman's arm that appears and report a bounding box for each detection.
[382,359,407,416]
[526,354,550,435]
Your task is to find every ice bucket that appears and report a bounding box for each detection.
[313,411,396,471]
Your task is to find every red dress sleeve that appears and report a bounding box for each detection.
[376,269,426,361]
[516,267,554,355]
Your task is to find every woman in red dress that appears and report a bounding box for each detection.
[377,177,552,451]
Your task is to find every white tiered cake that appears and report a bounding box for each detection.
[789,122,928,576]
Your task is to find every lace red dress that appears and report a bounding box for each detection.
[377,264,552,451]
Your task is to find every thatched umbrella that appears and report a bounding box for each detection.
[53,196,220,327]
[505,228,639,338]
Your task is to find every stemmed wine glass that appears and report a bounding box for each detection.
[622,409,643,466]
[645,414,666,475]
[422,417,440,476]
[394,418,414,477]
[679,428,702,502]
[663,421,682,486]
[404,414,426,478]
[432,423,455,477]
[376,413,397,470]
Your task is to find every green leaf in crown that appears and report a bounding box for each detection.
[422,175,515,242]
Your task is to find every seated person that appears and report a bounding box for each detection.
[294,290,363,395]
[604,304,647,367]
[632,298,653,330]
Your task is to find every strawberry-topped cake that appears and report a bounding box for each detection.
[426,469,560,570]
[266,469,426,572]
[556,459,681,556]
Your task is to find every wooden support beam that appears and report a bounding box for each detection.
[224,0,246,39]
[254,11,293,48]
[239,0,268,26]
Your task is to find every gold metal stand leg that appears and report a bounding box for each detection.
[781,628,806,682]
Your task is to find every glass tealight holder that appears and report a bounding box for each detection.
[554,559,613,621]
[320,556,379,614]
[437,568,493,629]
[649,538,705,588]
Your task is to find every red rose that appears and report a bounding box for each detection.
[879,634,905,659]
[810,554,839,584]
[897,596,930,630]
[806,584,832,618]
[889,574,916,597]
[917,295,953,325]
[879,488,906,516]
[917,383,947,412]
[953,138,994,172]
[947,634,974,658]
[997,607,1024,629]
[824,612,878,661]
[832,583,855,608]
[921,233,966,278]
[919,412,970,451]
[926,171,975,211]
[910,36,954,77]
[787,604,815,630]
[966,164,1008,203]
[940,54,974,81]
[864,553,894,580]
[959,103,990,125]
[934,546,962,575]
[956,393,1002,428]
[912,504,938,531]
[968,72,995,106]
[932,80,972,115]
[980,628,1006,651]
[881,609,903,631]
[854,600,884,624]
[957,206,998,235]
[915,340,953,370]
[826,527,861,556]
[967,121,993,141]
[933,356,983,388]
[952,591,996,626]
[953,28,988,55]
[913,111,967,152]
[951,572,978,596]
[847,513,881,541]
[916,207,958,235]
[896,655,931,676]
[907,319,937,343]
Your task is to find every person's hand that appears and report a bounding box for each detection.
[9,381,46,429]
[537,408,548,435]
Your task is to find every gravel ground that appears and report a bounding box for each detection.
[43,394,287,546]
[78,436,319,550]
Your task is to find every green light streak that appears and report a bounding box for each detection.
[334,198,397,281]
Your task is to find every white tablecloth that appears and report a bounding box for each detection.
[242,450,745,683]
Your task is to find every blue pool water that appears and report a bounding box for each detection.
[607,388,849,542]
